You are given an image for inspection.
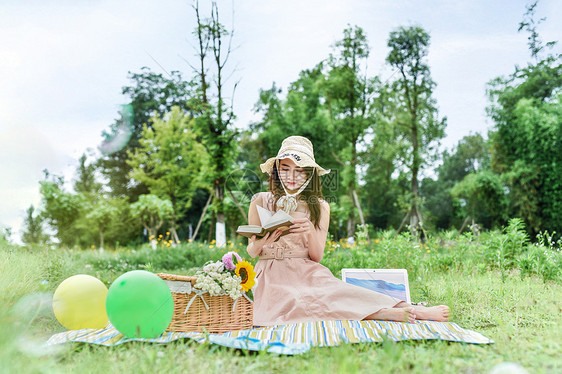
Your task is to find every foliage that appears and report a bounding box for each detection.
[362,80,408,230]
[74,153,102,195]
[323,25,376,237]
[450,170,508,229]
[420,133,490,230]
[39,172,85,247]
[518,0,558,61]
[322,220,560,283]
[190,1,239,244]
[82,199,121,249]
[130,194,174,239]
[487,61,562,235]
[98,68,196,200]
[21,205,49,246]
[128,107,209,242]
[485,2,562,236]
[0,227,12,247]
[385,25,446,235]
[252,66,336,174]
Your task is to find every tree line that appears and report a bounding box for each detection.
[21,1,562,248]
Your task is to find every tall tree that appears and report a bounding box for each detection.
[386,25,446,238]
[82,200,120,251]
[74,153,102,195]
[191,1,239,246]
[21,205,48,246]
[486,1,562,234]
[39,171,85,247]
[323,25,376,238]
[130,194,174,246]
[127,107,209,243]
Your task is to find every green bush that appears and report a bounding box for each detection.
[321,220,560,284]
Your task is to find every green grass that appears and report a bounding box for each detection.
[1,229,561,373]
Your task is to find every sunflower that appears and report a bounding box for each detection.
[235,260,257,292]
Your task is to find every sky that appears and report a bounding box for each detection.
[1,0,561,243]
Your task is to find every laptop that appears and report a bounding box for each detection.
[341,268,411,304]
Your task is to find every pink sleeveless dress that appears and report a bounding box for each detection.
[252,192,403,326]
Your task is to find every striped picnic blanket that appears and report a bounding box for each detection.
[47,320,493,355]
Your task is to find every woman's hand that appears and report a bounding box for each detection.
[290,216,327,263]
[289,218,315,236]
[248,229,283,258]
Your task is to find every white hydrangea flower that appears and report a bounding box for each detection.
[203,261,224,274]
[193,261,245,300]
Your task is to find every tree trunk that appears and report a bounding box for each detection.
[99,229,104,253]
[459,215,471,235]
[147,227,157,250]
[169,226,180,246]
[346,139,358,238]
[396,209,411,235]
[409,204,426,243]
[410,109,424,241]
[215,180,226,247]
[346,213,356,240]
[352,190,371,245]
[227,187,248,221]
[192,192,213,241]
[208,212,216,243]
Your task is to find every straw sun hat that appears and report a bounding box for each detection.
[260,136,330,176]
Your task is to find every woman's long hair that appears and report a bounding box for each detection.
[269,163,324,228]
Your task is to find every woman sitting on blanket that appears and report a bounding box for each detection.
[246,136,449,326]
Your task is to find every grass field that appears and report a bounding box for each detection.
[1,225,561,373]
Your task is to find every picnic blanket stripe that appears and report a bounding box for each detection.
[47,320,493,354]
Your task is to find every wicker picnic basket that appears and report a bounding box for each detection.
[157,273,253,333]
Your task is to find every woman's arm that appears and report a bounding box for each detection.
[246,194,283,258]
[307,202,330,262]
[289,201,330,262]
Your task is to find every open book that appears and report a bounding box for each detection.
[236,205,294,239]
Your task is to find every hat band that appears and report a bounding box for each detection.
[277,145,315,161]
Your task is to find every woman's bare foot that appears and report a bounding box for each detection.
[412,305,450,322]
[366,307,416,323]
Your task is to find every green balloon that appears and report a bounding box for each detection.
[106,270,174,338]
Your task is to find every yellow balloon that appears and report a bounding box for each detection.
[52,274,109,330]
